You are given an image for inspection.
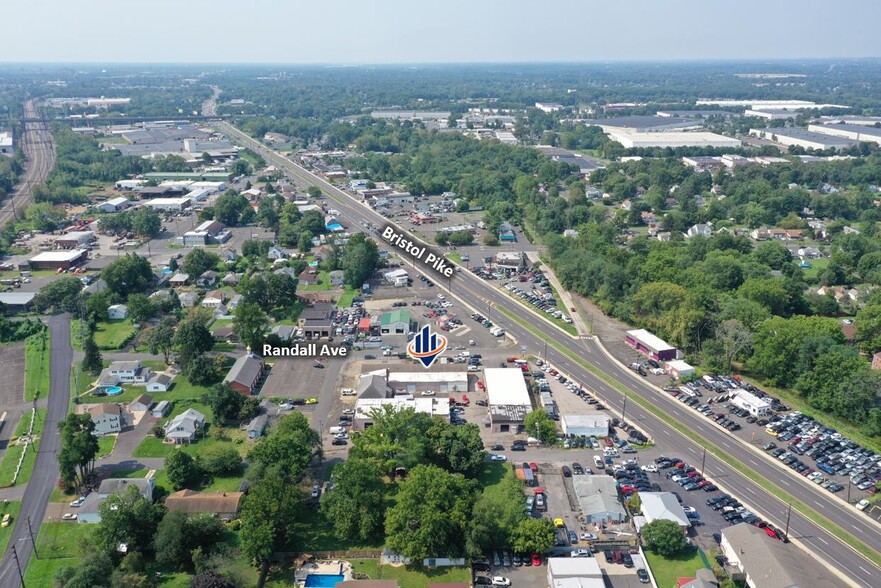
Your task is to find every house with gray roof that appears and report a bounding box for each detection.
[78,478,155,524]
[164,408,206,444]
[223,354,265,396]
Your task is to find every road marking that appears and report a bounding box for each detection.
[817,536,829,545]
[721,441,731,448]
[814,501,824,507]
[779,479,790,487]
[852,524,861,532]
[859,566,872,576]
[662,430,672,436]
[745,487,756,495]
[749,459,759,466]
[695,424,704,431]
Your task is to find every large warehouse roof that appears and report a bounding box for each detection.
[484,368,531,407]
[29,249,88,262]
[609,130,741,148]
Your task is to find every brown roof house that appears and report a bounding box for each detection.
[77,404,123,436]
[164,490,244,521]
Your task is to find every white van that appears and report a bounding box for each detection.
[593,456,604,469]
[329,426,347,435]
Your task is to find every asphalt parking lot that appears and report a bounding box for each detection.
[0,340,27,455]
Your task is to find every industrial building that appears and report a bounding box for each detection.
[607,130,741,149]
[546,558,604,588]
[561,414,610,437]
[485,368,532,433]
[625,329,677,361]
[0,292,36,313]
[731,388,771,417]
[28,249,88,270]
[744,109,803,120]
[639,492,690,529]
[583,115,698,133]
[180,220,230,247]
[143,171,232,183]
[379,310,414,335]
[143,197,193,212]
[807,123,881,146]
[353,396,451,431]
[572,475,626,524]
[0,131,13,156]
[819,115,881,127]
[95,196,131,213]
[749,128,859,151]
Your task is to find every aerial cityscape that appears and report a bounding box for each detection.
[0,2,880,588]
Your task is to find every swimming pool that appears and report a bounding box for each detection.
[106,386,123,396]
[304,574,344,588]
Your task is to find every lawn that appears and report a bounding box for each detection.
[294,506,383,552]
[36,522,93,559]
[446,252,463,264]
[0,409,46,486]
[97,434,116,458]
[0,501,21,555]
[337,286,356,308]
[150,468,244,494]
[299,270,331,291]
[644,548,708,588]
[349,559,471,588]
[24,558,76,586]
[133,431,249,460]
[93,319,137,351]
[24,330,50,401]
[80,363,215,408]
[800,257,829,280]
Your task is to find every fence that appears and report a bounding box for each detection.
[10,407,37,486]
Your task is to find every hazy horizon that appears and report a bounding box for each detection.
[4,0,878,64]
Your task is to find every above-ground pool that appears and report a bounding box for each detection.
[304,575,345,588]
[308,261,319,267]
[106,386,123,396]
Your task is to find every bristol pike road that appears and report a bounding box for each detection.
[381,225,455,278]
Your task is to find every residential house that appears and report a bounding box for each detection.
[798,246,821,258]
[218,248,238,263]
[164,490,245,521]
[685,223,712,238]
[221,272,243,286]
[498,222,516,242]
[298,291,334,306]
[247,414,268,439]
[77,478,155,524]
[274,266,299,280]
[843,225,861,235]
[212,324,238,343]
[169,273,190,288]
[107,304,128,320]
[146,373,174,393]
[197,270,218,288]
[129,393,154,413]
[267,246,287,261]
[178,291,199,308]
[201,290,227,309]
[270,325,294,342]
[298,269,319,286]
[328,270,345,287]
[164,408,206,444]
[99,360,152,387]
[227,293,243,311]
[152,400,172,418]
[223,354,265,396]
[656,231,672,242]
[77,404,122,436]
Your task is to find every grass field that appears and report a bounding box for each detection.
[133,431,249,460]
[299,270,331,291]
[36,522,93,559]
[337,286,356,308]
[93,319,136,350]
[0,409,46,486]
[24,558,75,586]
[97,434,116,458]
[0,501,21,556]
[446,252,463,263]
[800,257,829,280]
[644,549,708,588]
[24,330,50,401]
[349,559,471,588]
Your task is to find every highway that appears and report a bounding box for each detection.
[0,99,55,229]
[219,122,881,587]
[0,315,73,587]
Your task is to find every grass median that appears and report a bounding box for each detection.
[496,304,881,569]
[24,330,50,402]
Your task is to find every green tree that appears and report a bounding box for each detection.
[749,315,844,387]
[447,231,474,246]
[320,458,387,543]
[24,202,67,231]
[466,469,526,557]
[641,519,686,557]
[240,472,302,578]
[101,255,154,298]
[187,355,220,386]
[855,305,881,355]
[341,233,380,288]
[248,412,320,476]
[182,248,222,279]
[232,302,269,351]
[213,191,250,226]
[511,517,555,555]
[81,333,103,375]
[33,277,83,313]
[166,449,202,490]
[84,291,111,323]
[131,208,162,239]
[349,406,432,476]
[174,319,214,372]
[148,317,176,362]
[57,413,100,488]
[203,383,245,425]
[737,278,789,316]
[125,293,155,324]
[154,509,189,568]
[196,443,242,476]
[715,319,752,371]
[190,571,237,588]
[427,422,485,477]
[306,185,322,198]
[55,552,114,588]
[95,485,163,555]
[385,464,476,560]
[523,409,556,444]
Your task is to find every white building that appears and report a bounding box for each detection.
[383,268,410,287]
[731,388,771,417]
[107,304,128,320]
[744,109,802,120]
[561,414,610,437]
[353,396,450,431]
[485,368,532,434]
[547,557,604,588]
[535,102,564,113]
[0,131,13,157]
[639,492,690,529]
[95,196,131,213]
[664,359,695,379]
[143,197,192,211]
[807,124,881,146]
[749,128,858,151]
[608,130,741,149]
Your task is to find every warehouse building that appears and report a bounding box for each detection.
[807,123,881,146]
[625,329,677,361]
[143,197,193,212]
[572,475,626,524]
[639,492,690,529]
[55,231,95,249]
[546,558,604,588]
[561,414,609,437]
[583,115,698,133]
[379,310,414,335]
[95,196,131,213]
[353,396,450,431]
[0,131,14,156]
[749,128,859,151]
[143,171,232,182]
[28,249,88,270]
[485,368,532,433]
[744,109,803,120]
[819,115,881,127]
[607,130,741,149]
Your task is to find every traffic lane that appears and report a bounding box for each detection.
[224,126,879,580]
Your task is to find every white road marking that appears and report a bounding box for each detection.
[662,430,672,436]
[721,441,731,448]
[852,524,862,532]
[815,501,823,507]
[859,566,872,576]
[749,459,759,466]
[779,479,790,487]
[745,487,756,495]
[817,536,829,545]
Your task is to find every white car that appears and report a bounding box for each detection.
[579,532,597,541]
[69,496,86,508]
[61,513,77,521]
[641,465,658,473]
[491,578,511,587]
[341,389,356,396]
[311,485,321,499]
[334,433,349,440]
[341,408,355,415]
[682,506,697,515]
[437,294,446,299]
[856,499,870,511]
[570,549,591,557]
[489,454,507,462]
[421,390,436,396]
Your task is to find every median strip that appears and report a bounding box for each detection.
[496,304,881,569]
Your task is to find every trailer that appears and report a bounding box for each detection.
[514,466,527,483]
[523,467,536,487]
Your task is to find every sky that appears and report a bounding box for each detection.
[4,0,879,64]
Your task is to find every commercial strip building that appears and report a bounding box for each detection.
[749,128,859,151]
[352,396,451,431]
[721,523,840,588]
[625,329,677,361]
[730,388,771,417]
[572,475,626,524]
[28,249,88,270]
[485,368,532,433]
[143,197,193,211]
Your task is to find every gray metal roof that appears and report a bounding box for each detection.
[223,354,263,388]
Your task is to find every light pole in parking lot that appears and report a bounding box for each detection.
[700,446,707,475]
[847,478,852,503]
[620,390,628,425]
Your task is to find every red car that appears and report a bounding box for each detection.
[531,552,541,566]
[604,438,614,447]
[528,462,538,473]
[506,357,517,363]
[619,485,636,494]
[764,527,781,540]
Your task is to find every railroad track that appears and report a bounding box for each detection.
[0,99,55,228]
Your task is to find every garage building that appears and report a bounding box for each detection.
[547,557,604,588]
[639,492,690,530]
[664,359,695,379]
[485,368,532,434]
[731,388,771,417]
[572,475,626,524]
[380,310,414,335]
[28,249,88,270]
[625,329,677,361]
[561,414,609,438]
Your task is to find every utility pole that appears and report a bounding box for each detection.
[621,390,628,425]
[847,479,852,504]
[26,516,37,558]
[784,503,792,540]
[11,543,25,587]
[700,446,707,476]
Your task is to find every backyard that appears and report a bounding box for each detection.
[644,548,709,588]
[348,559,471,588]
